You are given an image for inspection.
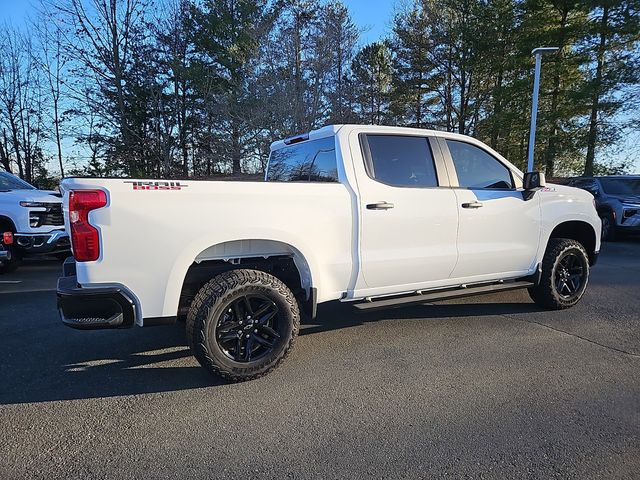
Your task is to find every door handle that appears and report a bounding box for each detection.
[461,201,483,209]
[366,201,395,210]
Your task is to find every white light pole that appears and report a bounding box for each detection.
[527,47,559,172]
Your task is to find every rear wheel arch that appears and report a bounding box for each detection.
[177,239,315,320]
[547,221,598,265]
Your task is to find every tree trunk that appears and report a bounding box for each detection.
[0,131,10,172]
[584,4,609,176]
[490,66,504,149]
[231,120,241,175]
[9,118,24,179]
[543,8,569,178]
[53,99,64,177]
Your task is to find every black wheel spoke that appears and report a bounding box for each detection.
[257,309,278,326]
[218,321,240,333]
[564,255,572,269]
[258,324,281,339]
[243,296,254,315]
[252,301,274,319]
[252,333,275,348]
[569,273,582,283]
[235,335,245,361]
[244,336,254,361]
[565,280,575,293]
[571,280,579,292]
[232,302,244,322]
[218,331,238,343]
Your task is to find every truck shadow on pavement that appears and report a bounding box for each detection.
[0,289,543,405]
[302,300,543,336]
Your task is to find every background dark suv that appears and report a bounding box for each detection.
[566,176,640,241]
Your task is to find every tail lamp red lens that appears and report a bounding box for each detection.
[69,190,107,262]
[2,232,12,245]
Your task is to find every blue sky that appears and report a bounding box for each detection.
[0,0,31,25]
[0,0,397,36]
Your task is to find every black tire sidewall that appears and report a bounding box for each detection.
[0,244,21,274]
[601,214,616,241]
[206,285,295,377]
[538,240,590,309]
[188,270,299,381]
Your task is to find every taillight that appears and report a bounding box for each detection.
[2,232,12,245]
[69,190,107,261]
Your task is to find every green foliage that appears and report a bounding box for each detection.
[0,0,638,179]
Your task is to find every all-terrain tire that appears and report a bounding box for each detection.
[600,213,617,242]
[186,269,299,382]
[528,238,590,310]
[0,244,21,274]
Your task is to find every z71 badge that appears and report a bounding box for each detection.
[124,181,188,191]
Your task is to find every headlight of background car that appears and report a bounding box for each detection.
[622,204,639,218]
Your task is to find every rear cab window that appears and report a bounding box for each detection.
[266,137,338,182]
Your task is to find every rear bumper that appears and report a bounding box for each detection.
[57,259,136,330]
[15,230,70,254]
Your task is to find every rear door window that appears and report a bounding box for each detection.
[267,137,338,182]
[362,135,438,187]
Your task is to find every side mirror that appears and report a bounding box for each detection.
[522,171,546,201]
[523,171,546,190]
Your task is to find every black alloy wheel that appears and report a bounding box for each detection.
[215,294,281,363]
[553,251,587,301]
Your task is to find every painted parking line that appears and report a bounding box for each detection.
[0,280,22,284]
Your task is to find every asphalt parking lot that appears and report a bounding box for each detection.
[1,242,639,480]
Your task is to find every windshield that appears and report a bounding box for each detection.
[0,172,35,190]
[599,178,640,196]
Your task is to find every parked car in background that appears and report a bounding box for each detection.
[566,176,640,241]
[0,231,12,272]
[0,170,70,273]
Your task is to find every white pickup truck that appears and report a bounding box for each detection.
[0,170,70,273]
[58,125,601,381]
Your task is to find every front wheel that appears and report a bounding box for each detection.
[601,213,617,242]
[186,269,299,382]
[0,244,21,274]
[528,239,590,310]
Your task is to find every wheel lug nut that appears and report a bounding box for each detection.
[246,334,250,338]
[254,329,258,333]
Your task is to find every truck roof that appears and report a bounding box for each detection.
[269,124,493,152]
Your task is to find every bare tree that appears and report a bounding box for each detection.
[0,26,46,182]
[34,4,69,177]
[52,0,144,173]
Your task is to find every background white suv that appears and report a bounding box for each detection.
[0,170,70,273]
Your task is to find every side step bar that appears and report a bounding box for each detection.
[354,280,535,311]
